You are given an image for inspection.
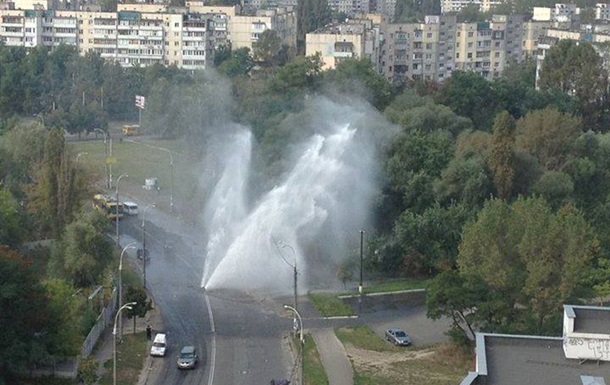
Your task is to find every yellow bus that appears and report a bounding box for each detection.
[122,124,140,136]
[92,194,124,220]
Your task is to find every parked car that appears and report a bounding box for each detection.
[385,328,411,346]
[177,345,198,369]
[150,333,167,356]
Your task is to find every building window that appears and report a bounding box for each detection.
[467,52,472,58]
[468,31,473,37]
[427,32,433,38]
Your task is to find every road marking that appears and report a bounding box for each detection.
[205,293,216,385]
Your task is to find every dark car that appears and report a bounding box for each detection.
[385,328,411,346]
[177,346,198,369]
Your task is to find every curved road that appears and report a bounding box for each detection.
[121,214,294,385]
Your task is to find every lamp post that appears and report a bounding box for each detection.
[114,302,136,385]
[273,239,298,313]
[142,203,155,288]
[115,174,128,247]
[359,230,364,295]
[283,304,304,344]
[119,242,136,337]
[94,128,110,189]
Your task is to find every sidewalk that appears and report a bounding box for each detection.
[91,303,164,384]
[311,329,354,385]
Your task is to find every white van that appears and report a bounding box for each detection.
[123,201,139,215]
[150,333,167,357]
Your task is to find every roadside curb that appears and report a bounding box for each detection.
[337,288,426,299]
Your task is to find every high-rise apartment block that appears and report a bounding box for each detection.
[378,15,456,83]
[0,2,296,69]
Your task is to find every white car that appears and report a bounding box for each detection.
[150,333,167,356]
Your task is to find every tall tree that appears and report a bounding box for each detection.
[538,40,609,130]
[25,127,78,236]
[457,196,598,333]
[516,107,581,171]
[48,209,114,287]
[296,0,331,53]
[489,111,516,199]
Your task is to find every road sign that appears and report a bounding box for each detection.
[135,95,146,109]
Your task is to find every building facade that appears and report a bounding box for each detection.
[0,3,296,69]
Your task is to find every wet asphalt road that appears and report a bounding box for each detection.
[121,215,293,385]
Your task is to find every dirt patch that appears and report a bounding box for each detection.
[343,342,473,385]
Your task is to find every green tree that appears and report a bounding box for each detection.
[426,270,482,342]
[0,245,54,380]
[0,188,22,247]
[489,111,516,199]
[538,40,609,130]
[218,47,253,78]
[48,209,113,287]
[125,285,152,334]
[42,278,83,357]
[323,58,395,110]
[252,29,282,66]
[457,197,598,333]
[296,0,331,53]
[515,107,581,171]
[25,127,79,236]
[436,70,498,131]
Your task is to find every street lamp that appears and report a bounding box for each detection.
[114,302,136,385]
[359,230,364,295]
[119,242,136,338]
[283,304,304,344]
[94,128,110,189]
[273,238,298,313]
[115,174,128,247]
[142,203,156,288]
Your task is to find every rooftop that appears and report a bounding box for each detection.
[466,334,610,385]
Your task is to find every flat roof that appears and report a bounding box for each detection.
[574,307,610,334]
[482,335,610,385]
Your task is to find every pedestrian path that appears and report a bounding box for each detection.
[311,328,354,385]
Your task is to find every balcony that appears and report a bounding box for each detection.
[333,51,353,58]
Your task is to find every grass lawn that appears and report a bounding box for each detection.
[335,325,399,352]
[308,292,354,317]
[302,334,329,385]
[98,332,148,385]
[67,135,204,217]
[335,326,473,385]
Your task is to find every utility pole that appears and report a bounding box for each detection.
[359,230,364,295]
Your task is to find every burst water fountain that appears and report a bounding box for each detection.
[201,109,377,295]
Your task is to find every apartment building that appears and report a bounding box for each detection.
[0,3,295,69]
[522,20,551,59]
[229,7,296,50]
[596,3,610,21]
[378,15,456,83]
[305,21,374,70]
[327,0,370,17]
[441,0,502,14]
[453,15,525,80]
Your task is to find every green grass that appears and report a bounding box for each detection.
[98,332,148,385]
[362,278,429,294]
[335,325,398,352]
[309,293,354,317]
[67,134,203,218]
[302,334,329,385]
